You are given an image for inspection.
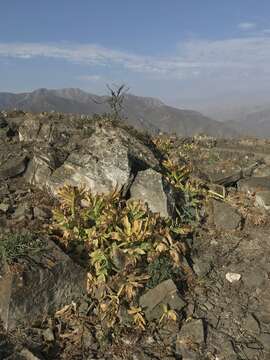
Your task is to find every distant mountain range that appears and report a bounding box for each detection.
[224,106,270,138]
[0,88,238,137]
[191,99,270,138]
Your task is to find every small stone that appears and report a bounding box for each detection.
[238,177,270,195]
[255,191,270,210]
[0,203,9,213]
[33,207,51,219]
[192,257,211,277]
[243,313,260,335]
[225,272,241,283]
[0,155,28,179]
[211,200,242,230]
[258,333,270,351]
[12,203,32,221]
[20,348,41,360]
[139,279,186,321]
[176,319,205,359]
[208,183,226,198]
[43,328,54,342]
[179,319,205,344]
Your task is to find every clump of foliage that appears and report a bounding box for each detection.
[0,232,45,264]
[162,158,205,223]
[52,185,191,329]
[146,255,182,289]
[153,134,224,220]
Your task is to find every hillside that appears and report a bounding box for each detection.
[0,88,238,137]
[1,111,270,359]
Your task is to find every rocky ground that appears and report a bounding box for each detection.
[1,111,270,359]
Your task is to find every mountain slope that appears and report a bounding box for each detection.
[0,88,238,137]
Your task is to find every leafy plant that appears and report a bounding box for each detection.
[146,256,182,289]
[159,304,178,324]
[0,232,45,264]
[128,306,146,330]
[52,185,189,328]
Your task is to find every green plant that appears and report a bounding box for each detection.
[128,306,146,330]
[0,232,45,264]
[146,256,182,289]
[52,185,189,328]
[162,158,205,224]
[159,304,178,324]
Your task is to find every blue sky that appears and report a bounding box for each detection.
[1,0,270,106]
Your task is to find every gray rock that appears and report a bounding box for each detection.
[0,155,28,179]
[33,207,51,220]
[243,313,260,335]
[210,169,242,186]
[48,132,131,195]
[208,183,226,198]
[130,169,169,217]
[43,328,55,342]
[12,203,32,222]
[179,318,205,343]
[0,203,9,213]
[254,164,270,177]
[18,115,52,143]
[0,240,86,330]
[139,279,186,321]
[47,125,159,196]
[238,177,270,194]
[211,200,242,230]
[24,147,59,187]
[258,333,270,352]
[192,256,211,277]
[176,319,205,359]
[20,348,41,360]
[20,117,161,198]
[255,191,270,210]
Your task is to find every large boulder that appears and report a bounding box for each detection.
[130,168,177,218]
[0,240,86,330]
[23,121,161,196]
[48,129,132,195]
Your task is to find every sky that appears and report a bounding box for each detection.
[1,0,270,108]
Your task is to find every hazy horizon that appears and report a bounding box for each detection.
[2,0,270,115]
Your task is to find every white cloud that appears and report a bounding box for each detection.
[238,22,257,30]
[1,37,270,83]
[76,75,101,81]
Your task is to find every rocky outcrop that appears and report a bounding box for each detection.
[0,240,86,330]
[3,111,270,359]
[17,115,161,197]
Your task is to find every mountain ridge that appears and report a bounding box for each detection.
[0,88,238,137]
